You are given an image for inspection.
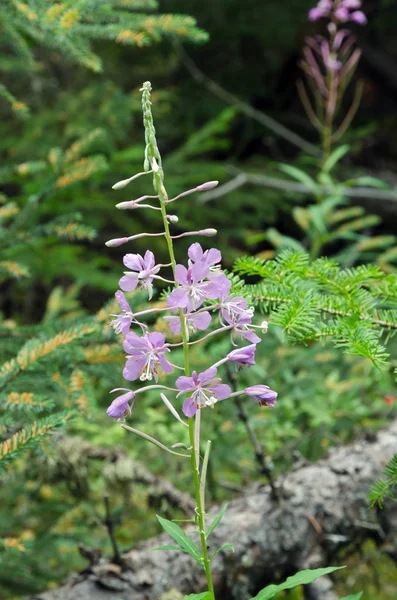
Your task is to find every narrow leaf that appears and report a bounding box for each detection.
[278,164,319,193]
[322,144,350,173]
[151,545,183,552]
[157,515,202,566]
[206,504,228,538]
[210,543,234,561]
[251,566,345,600]
[183,593,212,600]
[340,594,363,600]
[348,176,389,189]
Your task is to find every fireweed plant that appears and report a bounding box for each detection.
[103,83,351,599]
[304,0,367,160]
[264,0,397,270]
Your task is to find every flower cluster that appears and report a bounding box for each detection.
[105,81,277,436]
[107,242,277,420]
[309,0,367,25]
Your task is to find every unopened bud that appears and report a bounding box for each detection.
[167,214,179,223]
[116,201,137,210]
[196,181,219,192]
[112,170,152,190]
[151,157,160,173]
[112,179,131,190]
[105,237,129,247]
[199,228,217,237]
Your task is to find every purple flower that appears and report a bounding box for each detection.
[111,291,134,334]
[188,243,222,270]
[227,344,256,366]
[123,331,173,382]
[119,250,160,300]
[215,275,248,321]
[107,388,135,419]
[350,10,367,24]
[309,7,326,20]
[165,310,212,335]
[335,6,349,21]
[342,0,361,8]
[167,262,223,312]
[223,309,261,344]
[245,385,277,408]
[176,368,231,417]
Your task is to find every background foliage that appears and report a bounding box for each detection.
[1,0,397,598]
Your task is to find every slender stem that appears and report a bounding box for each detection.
[154,157,215,599]
[103,494,122,565]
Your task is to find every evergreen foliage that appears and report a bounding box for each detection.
[369,453,397,508]
[234,250,397,369]
[1,0,207,99]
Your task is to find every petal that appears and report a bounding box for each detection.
[147,331,165,348]
[123,357,146,380]
[144,250,155,269]
[191,311,211,331]
[205,248,221,266]
[167,288,189,309]
[182,396,197,417]
[165,316,182,335]
[123,253,145,271]
[209,383,231,400]
[242,330,261,344]
[188,242,203,263]
[199,367,218,386]
[115,290,131,312]
[120,315,132,335]
[176,375,194,391]
[106,398,130,418]
[175,264,188,285]
[191,261,209,284]
[159,356,174,374]
[119,275,138,292]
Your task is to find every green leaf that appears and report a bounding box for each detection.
[210,543,234,561]
[340,593,363,600]
[278,164,319,193]
[156,515,202,566]
[183,593,212,600]
[322,144,350,173]
[250,566,345,600]
[347,176,389,189]
[151,545,183,552]
[206,504,228,538]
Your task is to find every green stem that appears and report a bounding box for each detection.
[154,169,216,599]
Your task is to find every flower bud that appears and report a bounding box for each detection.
[112,170,151,190]
[196,181,219,192]
[151,157,160,173]
[112,179,131,190]
[116,201,137,210]
[199,228,217,237]
[167,215,179,223]
[105,237,129,247]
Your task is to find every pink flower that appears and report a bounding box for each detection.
[106,388,135,419]
[245,385,277,407]
[223,309,261,344]
[165,310,211,335]
[123,331,173,382]
[111,291,140,335]
[188,242,222,270]
[227,344,256,366]
[176,368,231,417]
[350,10,367,24]
[119,250,160,300]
